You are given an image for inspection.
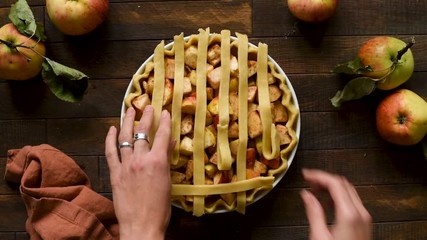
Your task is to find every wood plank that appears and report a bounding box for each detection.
[0,195,27,231]
[280,148,427,188]
[0,157,21,195]
[250,221,427,240]
[99,156,111,193]
[253,0,427,37]
[16,232,29,240]
[374,221,427,240]
[251,36,427,75]
[44,1,252,42]
[0,79,129,120]
[244,184,427,226]
[42,35,427,81]
[44,40,160,80]
[0,232,15,240]
[299,111,385,150]
[0,120,46,157]
[46,118,119,156]
[291,72,427,112]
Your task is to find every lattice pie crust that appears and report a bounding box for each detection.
[124,29,299,216]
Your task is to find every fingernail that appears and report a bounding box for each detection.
[108,126,117,135]
[127,107,135,115]
[161,109,170,117]
[144,105,153,112]
[299,189,313,202]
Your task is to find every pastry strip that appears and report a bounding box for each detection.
[171,34,185,165]
[172,176,274,196]
[217,30,233,171]
[151,41,166,144]
[193,28,210,216]
[257,43,280,160]
[236,33,249,214]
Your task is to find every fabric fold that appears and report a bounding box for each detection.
[4,144,119,240]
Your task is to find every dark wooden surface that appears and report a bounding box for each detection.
[1,1,427,239]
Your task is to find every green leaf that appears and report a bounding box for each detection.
[330,77,377,107]
[9,0,47,41]
[334,57,373,75]
[42,58,89,103]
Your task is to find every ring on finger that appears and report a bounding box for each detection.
[119,141,134,149]
[134,133,150,144]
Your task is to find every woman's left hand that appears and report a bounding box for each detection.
[105,106,173,240]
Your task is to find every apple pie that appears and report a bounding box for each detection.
[123,28,300,216]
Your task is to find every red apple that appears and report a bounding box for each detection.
[376,89,427,145]
[0,23,46,80]
[46,0,109,36]
[287,0,338,23]
[358,36,414,90]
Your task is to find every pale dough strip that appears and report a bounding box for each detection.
[217,29,233,171]
[193,28,210,216]
[151,41,166,144]
[170,34,185,165]
[257,43,280,160]
[236,33,249,214]
[171,176,274,196]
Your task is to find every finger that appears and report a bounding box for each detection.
[300,189,331,238]
[151,110,172,155]
[134,105,154,154]
[302,169,355,214]
[344,179,372,224]
[119,107,136,160]
[105,126,121,179]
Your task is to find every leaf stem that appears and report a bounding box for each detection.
[395,37,415,63]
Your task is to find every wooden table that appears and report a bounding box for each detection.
[1,1,427,239]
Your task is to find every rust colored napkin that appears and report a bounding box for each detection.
[4,144,119,240]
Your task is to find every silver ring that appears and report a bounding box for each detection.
[134,133,150,144]
[119,141,133,149]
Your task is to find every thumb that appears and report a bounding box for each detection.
[300,189,331,239]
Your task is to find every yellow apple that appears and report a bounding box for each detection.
[287,0,338,23]
[376,89,427,145]
[46,0,109,36]
[0,23,46,80]
[358,36,414,90]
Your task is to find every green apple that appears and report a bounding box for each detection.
[0,23,46,80]
[287,0,338,23]
[46,0,109,36]
[376,89,427,145]
[358,36,414,90]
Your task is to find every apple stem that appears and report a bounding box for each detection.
[0,38,16,49]
[0,37,46,62]
[395,37,415,63]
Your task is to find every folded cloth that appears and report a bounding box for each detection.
[4,144,119,240]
